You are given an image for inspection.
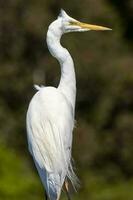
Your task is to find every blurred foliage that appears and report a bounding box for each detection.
[0,0,133,199]
[0,141,43,199]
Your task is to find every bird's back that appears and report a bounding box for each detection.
[26,86,75,199]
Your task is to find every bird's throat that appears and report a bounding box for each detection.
[46,28,76,110]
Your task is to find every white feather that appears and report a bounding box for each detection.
[26,87,77,199]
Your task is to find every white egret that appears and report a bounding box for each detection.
[26,9,111,200]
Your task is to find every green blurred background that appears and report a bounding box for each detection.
[0,0,133,199]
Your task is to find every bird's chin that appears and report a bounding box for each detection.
[76,28,89,32]
[65,27,89,33]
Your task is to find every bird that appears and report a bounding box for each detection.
[26,9,111,200]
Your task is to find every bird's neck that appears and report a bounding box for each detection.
[46,29,76,109]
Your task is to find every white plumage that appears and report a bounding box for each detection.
[26,9,111,200]
[27,86,75,199]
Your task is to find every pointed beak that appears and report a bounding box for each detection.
[70,21,112,31]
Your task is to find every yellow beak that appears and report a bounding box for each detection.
[70,21,112,31]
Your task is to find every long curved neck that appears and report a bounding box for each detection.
[46,28,76,110]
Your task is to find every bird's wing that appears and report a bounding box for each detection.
[26,87,76,196]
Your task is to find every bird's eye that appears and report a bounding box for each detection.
[69,21,80,26]
[69,21,75,25]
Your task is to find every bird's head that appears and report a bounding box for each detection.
[54,9,111,34]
